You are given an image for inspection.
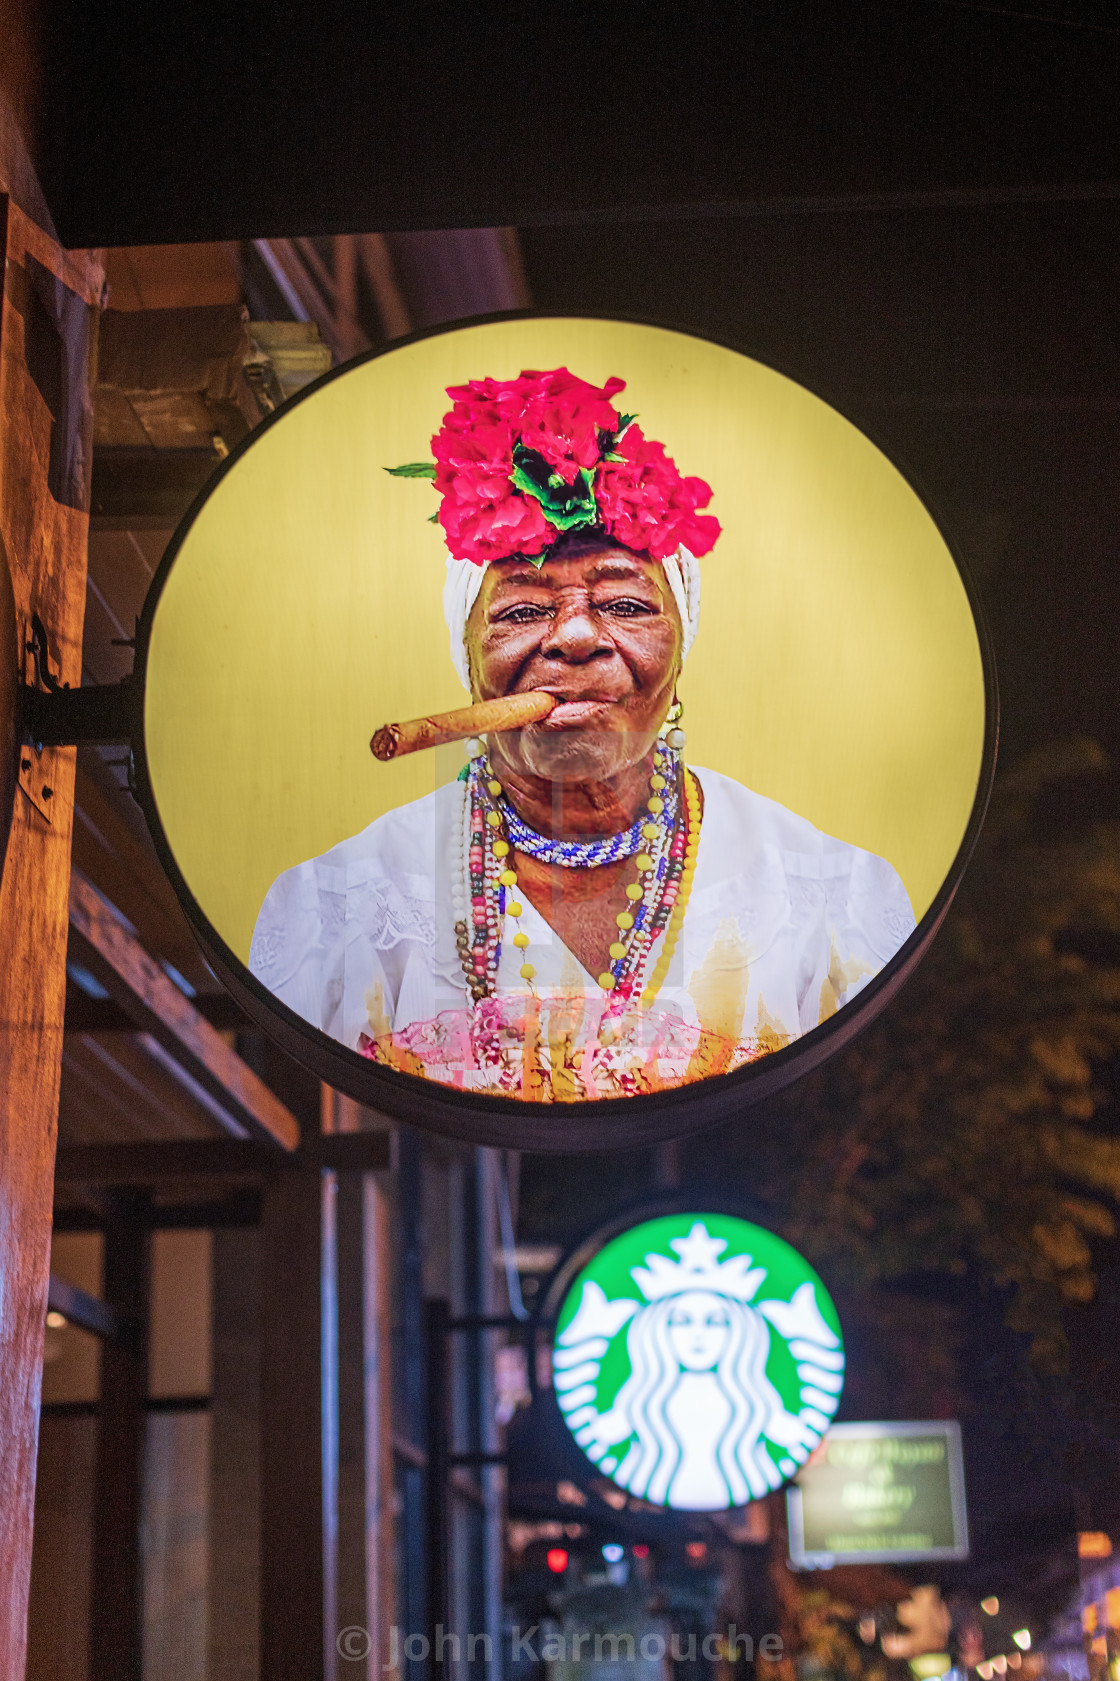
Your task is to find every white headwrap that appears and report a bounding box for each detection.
[441,546,701,693]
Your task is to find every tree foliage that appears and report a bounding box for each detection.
[751,739,1120,1372]
[522,739,1120,1381]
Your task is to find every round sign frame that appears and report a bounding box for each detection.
[130,311,998,1153]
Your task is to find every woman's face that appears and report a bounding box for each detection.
[666,1291,732,1372]
[466,542,682,784]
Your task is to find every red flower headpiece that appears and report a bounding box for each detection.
[388,368,721,567]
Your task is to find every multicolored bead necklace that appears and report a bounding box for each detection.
[453,736,699,1005]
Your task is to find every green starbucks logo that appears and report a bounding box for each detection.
[553,1214,844,1511]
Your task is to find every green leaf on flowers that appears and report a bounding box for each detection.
[596,414,637,461]
[511,444,598,531]
[385,462,437,478]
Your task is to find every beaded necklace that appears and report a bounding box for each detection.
[500,796,667,869]
[453,739,699,1005]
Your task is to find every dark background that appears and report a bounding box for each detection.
[37,2,1120,245]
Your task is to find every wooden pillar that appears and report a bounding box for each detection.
[475,1150,505,1681]
[259,1165,335,1681]
[425,1297,450,1678]
[0,197,101,1676]
[331,1092,365,1671]
[336,1171,397,1677]
[207,1225,261,1681]
[327,1085,396,1681]
[89,1194,151,1681]
[396,1127,427,1681]
[364,1173,397,1681]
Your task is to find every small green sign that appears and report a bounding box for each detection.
[553,1213,844,1511]
[787,1421,969,1567]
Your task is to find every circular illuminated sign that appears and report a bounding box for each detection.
[133,315,995,1150]
[552,1212,844,1509]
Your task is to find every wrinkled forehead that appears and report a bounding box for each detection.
[477,546,676,609]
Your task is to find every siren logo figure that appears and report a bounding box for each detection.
[553,1216,844,1510]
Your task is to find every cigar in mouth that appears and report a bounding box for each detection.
[370,691,556,762]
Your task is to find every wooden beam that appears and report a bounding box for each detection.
[61,1031,242,1144]
[65,984,249,1032]
[54,1132,389,1186]
[52,1192,262,1232]
[93,302,263,450]
[0,199,104,1678]
[356,234,411,341]
[89,446,220,522]
[46,1272,123,1341]
[67,871,300,1151]
[312,1133,393,1174]
[71,755,219,998]
[55,1138,283,1184]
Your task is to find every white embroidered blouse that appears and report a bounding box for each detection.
[249,768,915,1100]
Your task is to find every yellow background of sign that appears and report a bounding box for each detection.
[144,319,986,964]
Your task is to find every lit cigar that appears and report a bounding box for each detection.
[370,691,556,762]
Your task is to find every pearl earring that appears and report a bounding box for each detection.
[665,697,687,753]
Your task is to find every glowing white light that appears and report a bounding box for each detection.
[554,1215,844,1511]
[1013,1632,1031,1652]
[602,1544,624,1563]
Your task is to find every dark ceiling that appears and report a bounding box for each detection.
[40,0,1120,247]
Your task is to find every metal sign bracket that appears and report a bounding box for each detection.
[19,612,136,748]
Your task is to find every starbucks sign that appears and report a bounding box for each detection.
[552,1213,844,1511]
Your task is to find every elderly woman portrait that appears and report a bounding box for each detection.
[249,368,915,1100]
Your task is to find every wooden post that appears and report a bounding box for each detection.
[259,1164,334,1681]
[89,1193,152,1681]
[327,1085,396,1681]
[332,1169,398,1681]
[475,1149,505,1681]
[208,1224,262,1681]
[364,1173,397,1681]
[425,1298,450,1679]
[0,197,101,1676]
[396,1127,427,1681]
